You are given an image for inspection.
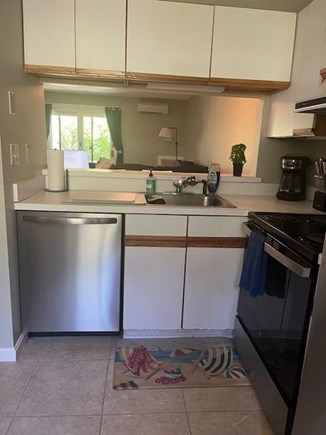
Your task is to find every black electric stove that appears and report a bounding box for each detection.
[248,212,326,263]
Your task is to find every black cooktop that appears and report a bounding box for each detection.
[248,212,326,263]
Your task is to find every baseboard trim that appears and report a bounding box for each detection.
[15,329,28,359]
[0,330,28,362]
[123,329,234,339]
[0,347,16,362]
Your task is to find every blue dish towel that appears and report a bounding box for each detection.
[239,231,267,298]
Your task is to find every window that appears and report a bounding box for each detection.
[50,104,112,163]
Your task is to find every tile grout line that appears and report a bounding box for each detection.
[4,358,41,434]
[3,416,13,435]
[182,388,193,435]
[98,355,111,435]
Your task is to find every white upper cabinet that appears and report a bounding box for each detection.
[76,0,126,73]
[297,0,326,100]
[127,0,214,78]
[267,0,326,137]
[23,0,75,68]
[268,7,313,137]
[211,7,296,82]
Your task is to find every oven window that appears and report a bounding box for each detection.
[238,256,312,405]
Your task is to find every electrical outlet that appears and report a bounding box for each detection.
[10,144,20,166]
[25,143,31,163]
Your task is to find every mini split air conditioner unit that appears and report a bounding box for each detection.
[137,102,169,115]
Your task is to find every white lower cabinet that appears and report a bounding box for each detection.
[123,214,187,330]
[124,247,185,329]
[182,248,243,330]
[182,216,245,331]
[123,214,246,333]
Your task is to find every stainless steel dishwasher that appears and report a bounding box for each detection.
[17,211,122,333]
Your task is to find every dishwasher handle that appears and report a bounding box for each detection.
[22,215,118,225]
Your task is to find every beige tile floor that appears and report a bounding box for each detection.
[0,336,275,435]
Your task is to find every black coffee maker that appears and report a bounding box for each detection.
[276,155,310,201]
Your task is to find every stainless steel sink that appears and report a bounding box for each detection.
[146,193,236,208]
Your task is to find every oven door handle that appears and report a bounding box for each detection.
[264,243,311,278]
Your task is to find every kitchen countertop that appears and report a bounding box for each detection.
[13,190,324,216]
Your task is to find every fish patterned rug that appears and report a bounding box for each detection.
[113,337,250,390]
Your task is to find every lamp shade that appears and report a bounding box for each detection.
[159,127,175,142]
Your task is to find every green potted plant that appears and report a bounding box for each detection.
[229,143,246,176]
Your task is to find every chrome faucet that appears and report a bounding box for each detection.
[173,175,207,194]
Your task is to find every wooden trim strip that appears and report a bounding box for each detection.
[24,65,289,92]
[125,235,186,248]
[126,71,210,85]
[125,236,247,248]
[25,65,76,75]
[76,68,125,80]
[127,73,289,91]
[187,237,247,248]
[209,77,290,92]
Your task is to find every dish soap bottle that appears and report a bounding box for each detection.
[146,169,156,193]
[207,163,220,194]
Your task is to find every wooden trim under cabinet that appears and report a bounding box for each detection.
[76,68,125,80]
[125,235,187,248]
[209,77,290,92]
[24,65,289,92]
[187,237,247,248]
[126,71,210,85]
[24,65,76,76]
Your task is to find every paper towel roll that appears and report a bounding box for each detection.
[47,149,65,191]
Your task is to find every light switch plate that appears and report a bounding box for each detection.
[10,144,20,166]
[8,91,15,115]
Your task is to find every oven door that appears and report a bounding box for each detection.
[237,223,316,406]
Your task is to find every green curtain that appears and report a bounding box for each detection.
[45,103,52,139]
[105,107,124,164]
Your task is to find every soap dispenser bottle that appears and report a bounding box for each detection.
[207,163,220,194]
[146,169,156,193]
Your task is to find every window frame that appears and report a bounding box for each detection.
[49,103,112,162]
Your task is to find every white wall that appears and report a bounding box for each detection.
[0,0,47,351]
[186,96,263,175]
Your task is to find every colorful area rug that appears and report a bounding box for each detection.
[113,337,250,390]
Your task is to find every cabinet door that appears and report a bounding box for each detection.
[124,247,185,330]
[76,0,126,73]
[297,0,326,100]
[23,0,75,68]
[268,7,314,137]
[183,247,243,330]
[211,7,296,82]
[127,0,213,78]
[183,216,245,330]
[124,214,187,330]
